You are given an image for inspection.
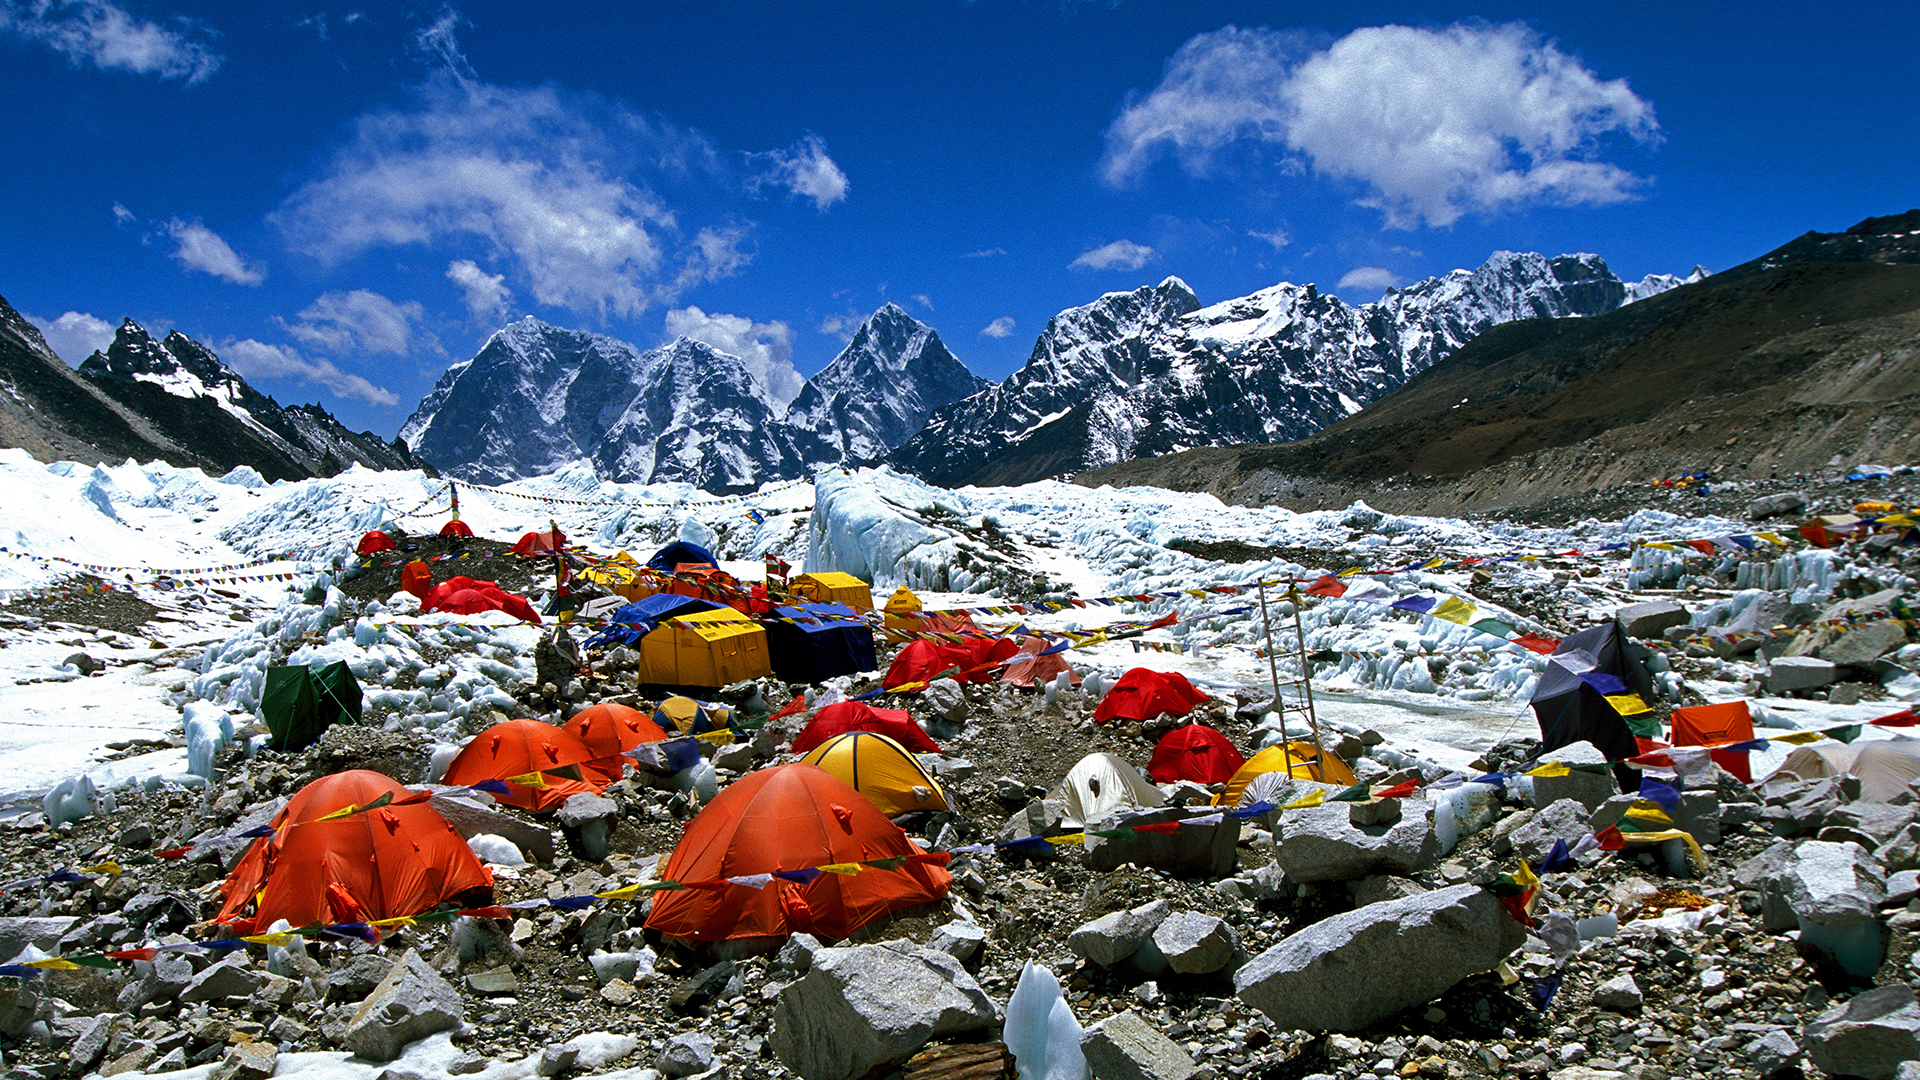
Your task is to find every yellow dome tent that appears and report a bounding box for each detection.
[1215,742,1356,806]
[800,731,950,816]
[791,571,874,611]
[882,586,922,643]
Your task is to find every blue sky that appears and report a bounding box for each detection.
[3,1,1915,438]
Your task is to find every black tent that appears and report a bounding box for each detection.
[1528,620,1654,790]
[763,602,877,684]
[261,660,364,751]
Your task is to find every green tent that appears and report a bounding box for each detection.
[261,661,364,751]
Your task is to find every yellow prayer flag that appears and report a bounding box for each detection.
[314,803,362,822]
[1619,829,1708,873]
[22,958,81,970]
[1643,541,1679,551]
[1511,860,1538,890]
[1605,693,1654,717]
[1525,761,1572,778]
[695,729,735,745]
[1769,730,1828,745]
[1624,802,1672,826]
[818,863,863,876]
[1431,597,1475,624]
[79,861,122,876]
[241,933,298,947]
[595,884,644,901]
[1049,833,1087,847]
[506,771,550,788]
[1281,789,1326,810]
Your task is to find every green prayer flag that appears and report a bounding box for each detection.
[1328,782,1372,803]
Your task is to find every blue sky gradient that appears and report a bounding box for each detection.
[3,1,1914,437]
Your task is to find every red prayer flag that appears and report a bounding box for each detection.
[1132,822,1184,834]
[458,906,516,920]
[1374,780,1420,800]
[153,845,194,859]
[1304,574,1347,598]
[1594,826,1625,850]
[1870,709,1917,727]
[1512,635,1561,655]
[1685,539,1716,555]
[104,948,159,961]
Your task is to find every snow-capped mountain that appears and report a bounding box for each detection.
[887,252,1700,487]
[785,303,987,465]
[401,318,806,489]
[64,318,423,480]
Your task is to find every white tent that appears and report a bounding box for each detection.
[1763,738,1920,803]
[1049,752,1166,828]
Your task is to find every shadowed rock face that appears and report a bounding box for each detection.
[0,297,426,481]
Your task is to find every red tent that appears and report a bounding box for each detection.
[215,770,492,934]
[439,520,474,537]
[564,703,670,758]
[792,701,941,754]
[1669,701,1757,783]
[883,639,971,689]
[512,528,565,555]
[644,763,951,943]
[421,576,541,624]
[1000,637,1079,689]
[964,636,1020,677]
[1147,723,1246,784]
[1093,667,1210,725]
[442,719,623,812]
[356,530,396,555]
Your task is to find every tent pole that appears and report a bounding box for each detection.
[1258,580,1295,781]
[1290,585,1326,772]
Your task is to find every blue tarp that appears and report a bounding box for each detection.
[648,541,719,572]
[583,594,726,649]
[764,601,876,684]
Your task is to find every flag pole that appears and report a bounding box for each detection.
[1258,580,1295,781]
[1289,584,1327,773]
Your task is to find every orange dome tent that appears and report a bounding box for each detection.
[356,530,396,555]
[439,520,474,537]
[644,763,951,944]
[215,770,492,935]
[421,576,541,624]
[564,703,670,758]
[883,639,972,689]
[400,559,433,600]
[1147,723,1246,784]
[441,719,623,812]
[512,528,565,555]
[792,700,941,754]
[1093,667,1210,725]
[1000,637,1080,689]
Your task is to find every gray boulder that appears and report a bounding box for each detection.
[1069,900,1171,968]
[769,940,998,1080]
[1616,601,1689,641]
[556,792,619,862]
[182,953,269,1004]
[1744,1029,1800,1078]
[1085,807,1239,878]
[1234,885,1526,1032]
[0,917,78,964]
[1147,912,1242,976]
[1591,974,1642,1012]
[1270,800,1441,883]
[658,1032,716,1077]
[1079,1010,1199,1080]
[343,949,464,1062]
[428,790,557,863]
[1804,984,1920,1080]
[923,679,968,722]
[1748,492,1808,519]
[1740,839,1888,978]
[928,920,987,964]
[1508,799,1593,865]
[1792,589,1912,668]
[1766,656,1837,694]
[1590,790,1722,846]
[1528,742,1619,814]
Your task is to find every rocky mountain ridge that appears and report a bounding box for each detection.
[0,296,425,481]
[886,253,1697,488]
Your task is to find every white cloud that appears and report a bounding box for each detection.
[961,247,1008,259]
[912,294,933,311]
[979,316,1016,339]
[220,338,398,406]
[818,312,861,342]
[445,258,511,322]
[1071,239,1157,272]
[163,217,264,285]
[25,310,115,363]
[273,73,740,319]
[1103,22,1659,228]
[0,0,221,83]
[748,133,848,210]
[664,306,802,405]
[110,201,135,225]
[412,4,473,82]
[1248,228,1290,251]
[281,289,430,356]
[1336,266,1403,293]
